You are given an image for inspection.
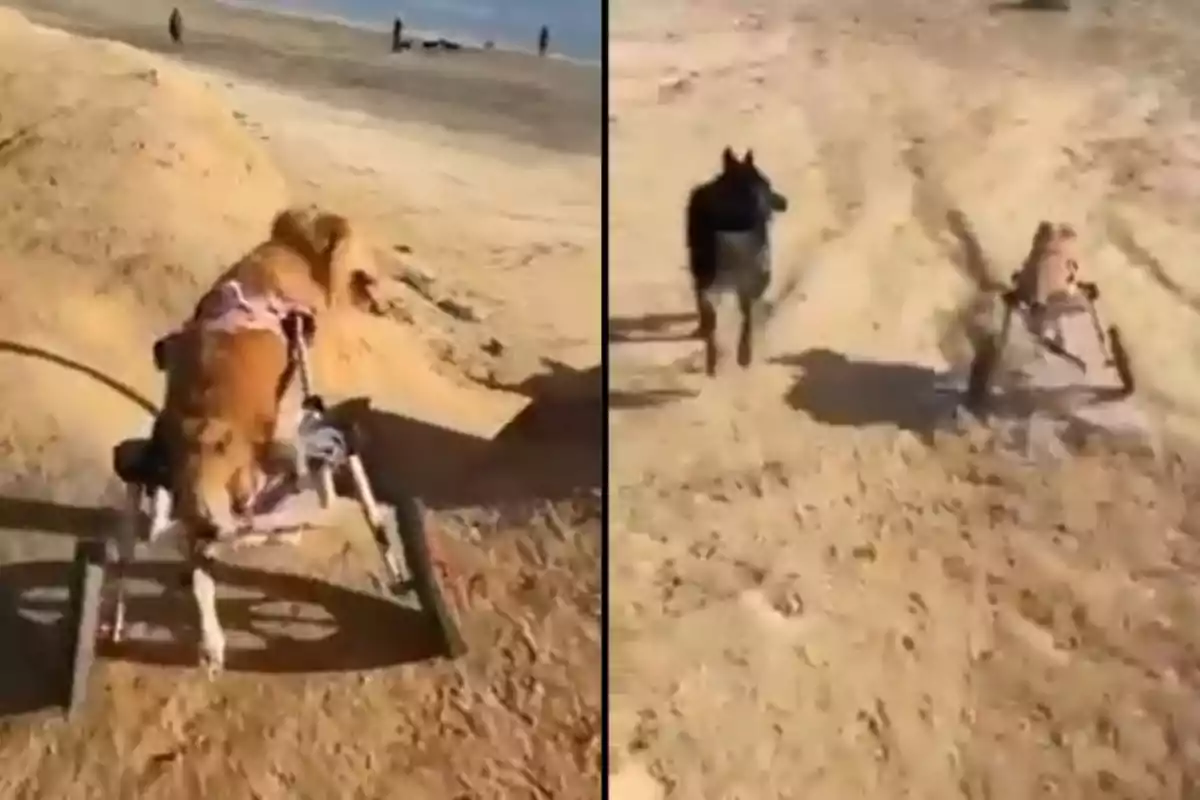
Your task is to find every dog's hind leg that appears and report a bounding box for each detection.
[694,286,717,339]
[736,291,755,368]
[190,552,225,677]
[109,483,142,643]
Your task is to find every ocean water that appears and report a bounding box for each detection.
[241,0,602,61]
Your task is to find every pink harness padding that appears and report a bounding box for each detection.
[194,280,311,337]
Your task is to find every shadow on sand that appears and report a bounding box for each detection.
[988,0,1071,12]
[0,558,440,719]
[773,348,944,440]
[330,359,602,513]
[608,312,698,344]
[609,387,695,410]
[0,497,118,541]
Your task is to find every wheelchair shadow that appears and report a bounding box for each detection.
[0,577,63,718]
[608,312,698,344]
[0,497,119,541]
[330,359,602,512]
[0,557,441,718]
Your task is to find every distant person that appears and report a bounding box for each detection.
[537,24,549,57]
[392,16,404,52]
[168,7,183,46]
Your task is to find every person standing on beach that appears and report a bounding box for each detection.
[538,24,550,57]
[168,7,183,46]
[392,16,404,52]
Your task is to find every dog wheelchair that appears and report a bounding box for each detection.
[62,311,466,716]
[963,272,1135,415]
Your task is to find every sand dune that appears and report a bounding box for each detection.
[610,0,1200,796]
[0,5,600,797]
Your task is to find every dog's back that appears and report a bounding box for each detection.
[159,322,290,540]
[161,206,377,539]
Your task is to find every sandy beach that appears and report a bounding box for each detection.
[0,1,600,797]
[610,0,1200,797]
[4,0,601,154]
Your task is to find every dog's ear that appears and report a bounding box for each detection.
[314,212,384,313]
[270,207,335,305]
[744,149,755,167]
[1032,220,1054,249]
[311,212,354,306]
[1057,223,1077,239]
[721,146,738,172]
[269,207,321,262]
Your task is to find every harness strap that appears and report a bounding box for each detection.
[185,280,316,403]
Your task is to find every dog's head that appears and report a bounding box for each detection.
[1028,221,1077,257]
[1023,220,1080,298]
[269,207,383,314]
[718,147,789,220]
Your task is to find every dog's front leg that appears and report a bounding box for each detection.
[190,553,225,677]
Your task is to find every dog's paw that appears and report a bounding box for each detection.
[200,648,225,679]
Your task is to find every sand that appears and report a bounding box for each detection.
[609,0,1200,797]
[0,3,600,798]
[6,0,601,155]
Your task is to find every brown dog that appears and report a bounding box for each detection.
[1015,221,1080,307]
[152,206,382,674]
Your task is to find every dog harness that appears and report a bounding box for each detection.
[193,280,313,336]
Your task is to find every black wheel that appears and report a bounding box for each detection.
[375,497,466,659]
[1109,325,1135,396]
[965,335,1001,415]
[63,539,106,717]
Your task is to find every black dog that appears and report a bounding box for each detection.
[685,147,788,375]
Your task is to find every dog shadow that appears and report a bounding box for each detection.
[0,497,119,541]
[0,557,439,717]
[0,578,64,718]
[329,359,601,512]
[609,387,695,410]
[773,348,945,440]
[608,312,698,344]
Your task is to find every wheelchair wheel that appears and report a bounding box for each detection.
[375,497,466,659]
[62,539,106,717]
